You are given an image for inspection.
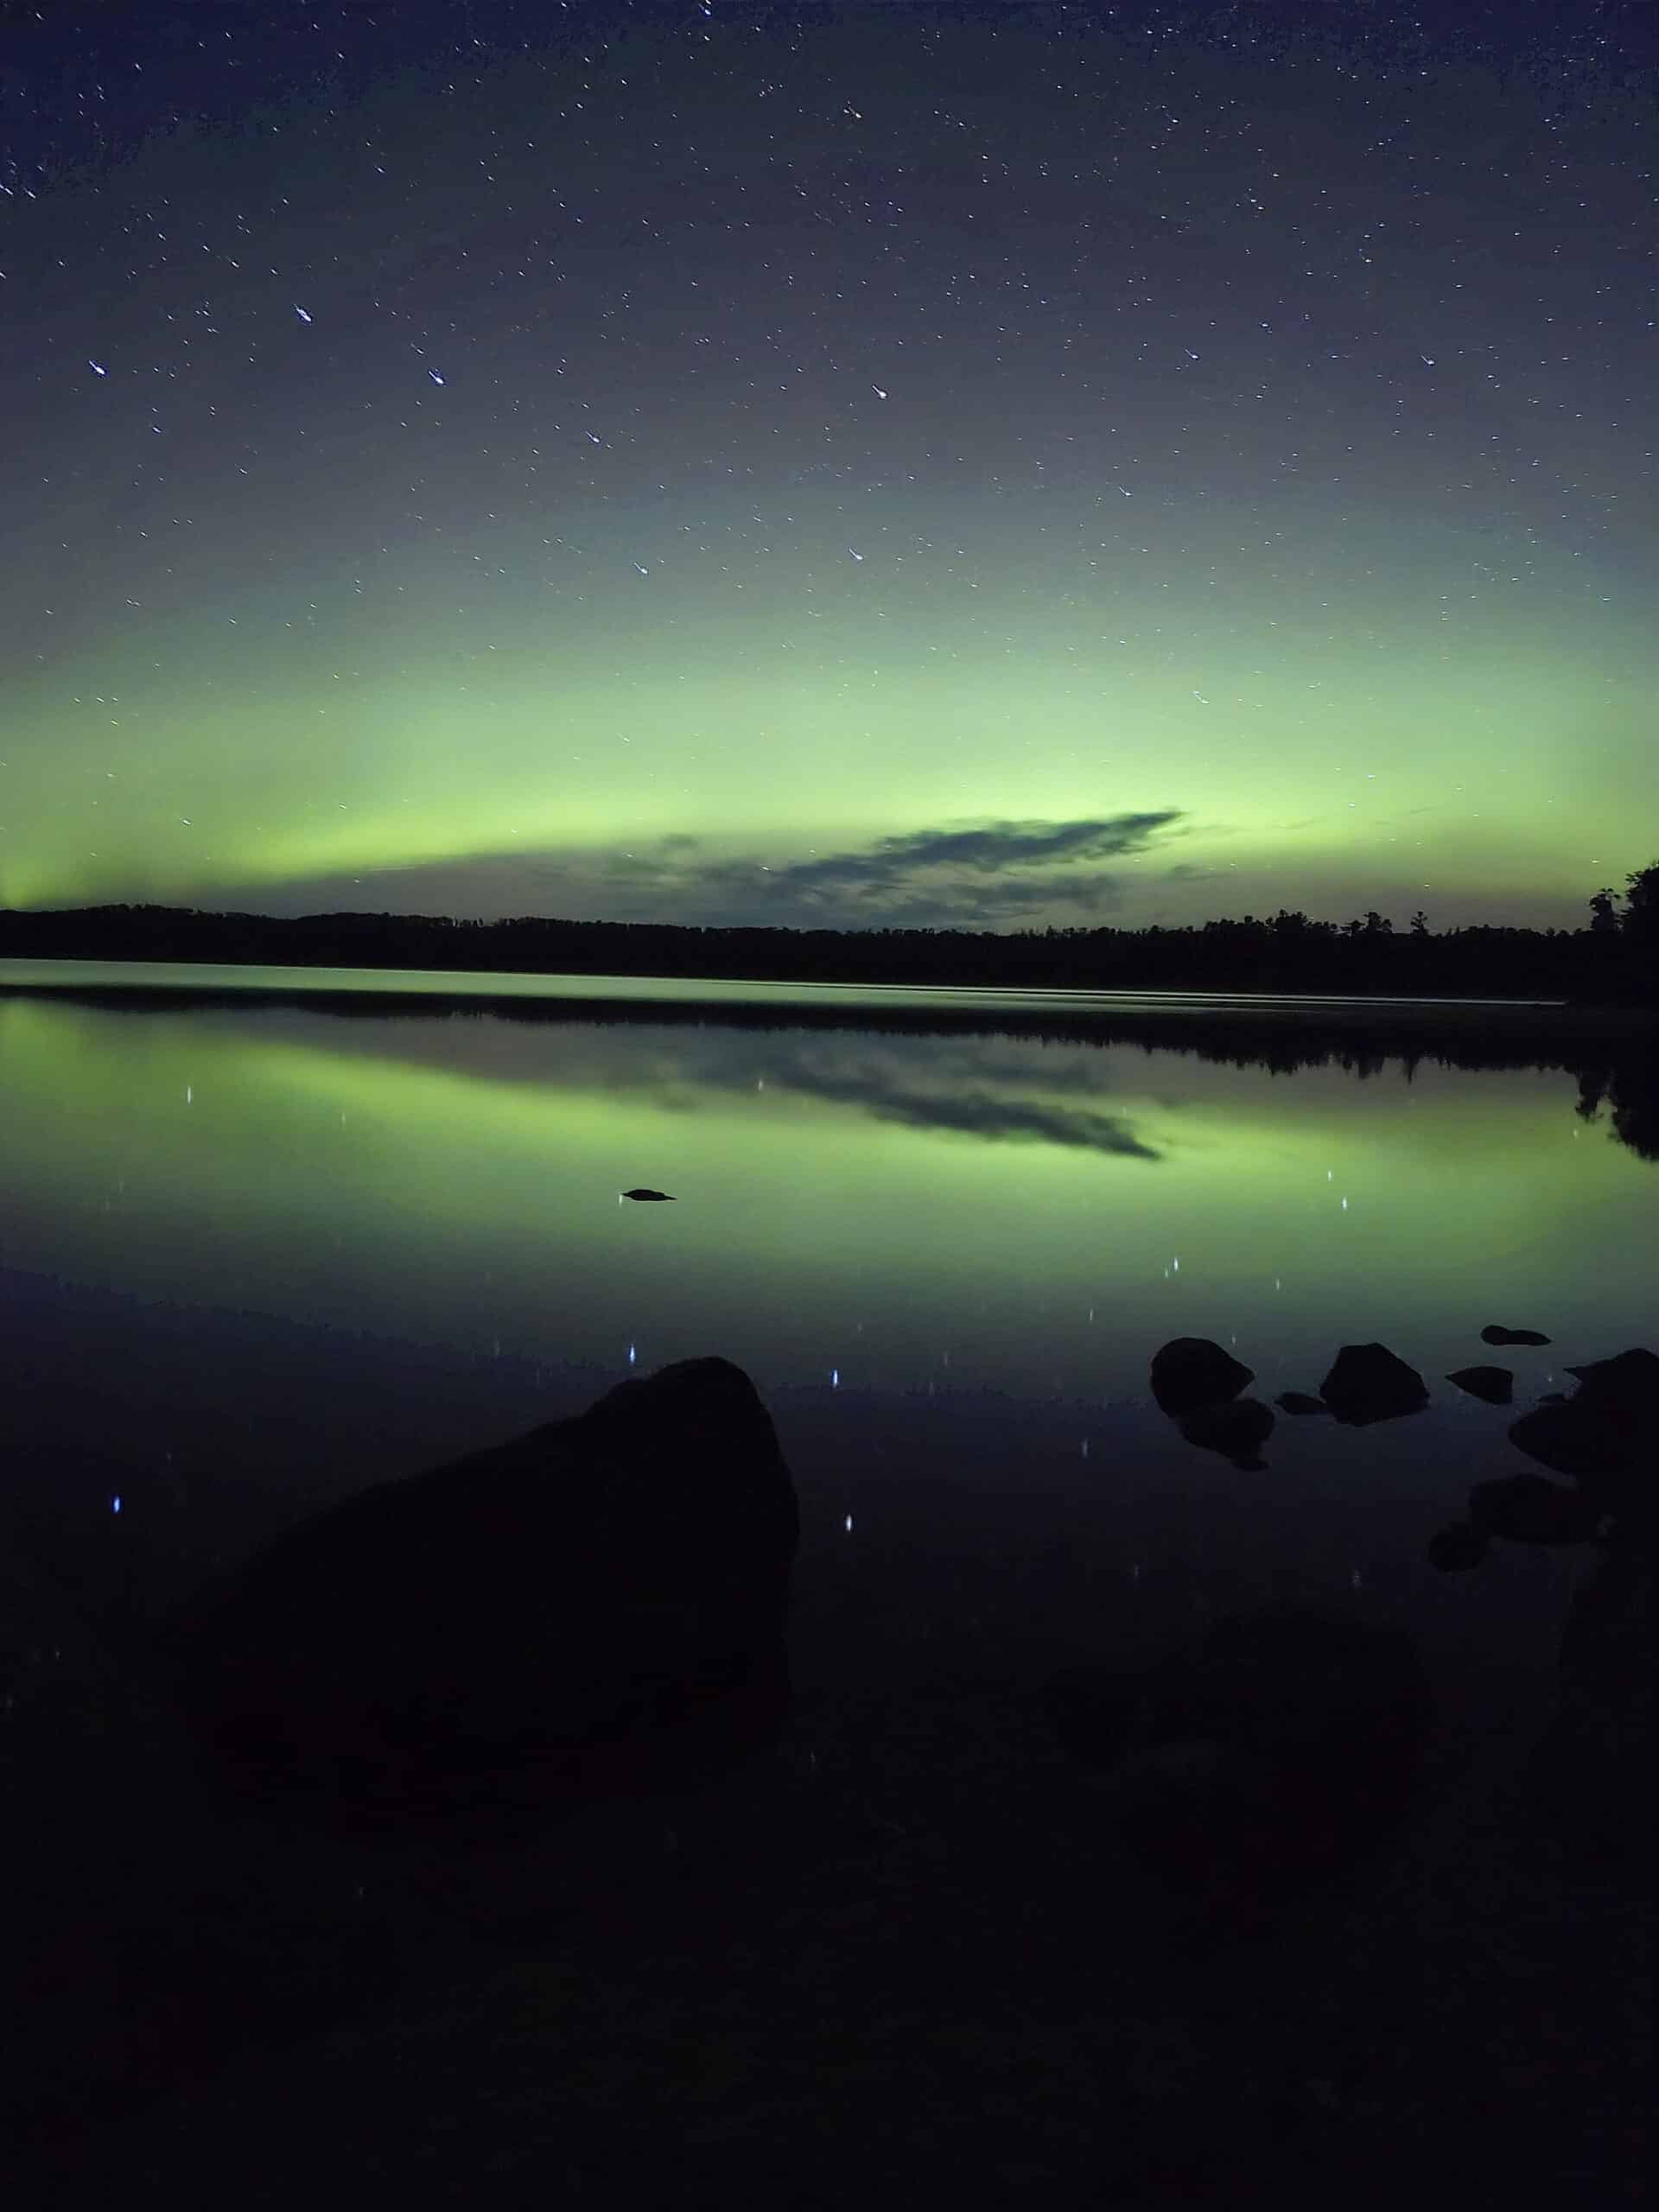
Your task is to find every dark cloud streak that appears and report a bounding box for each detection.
[193,811,1190,932]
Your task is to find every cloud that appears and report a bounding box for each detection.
[207,810,1189,931]
[662,810,1187,928]
[774,812,1185,891]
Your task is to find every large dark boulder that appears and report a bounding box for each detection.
[1046,1611,1430,1902]
[1510,1401,1630,1482]
[1149,1337,1253,1416]
[1446,1364,1513,1406]
[163,1357,800,1808]
[1319,1342,1429,1427]
[1178,1397,1274,1469]
[1564,1346,1659,1408]
[1509,1346,1659,1517]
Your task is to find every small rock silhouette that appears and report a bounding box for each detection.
[1446,1365,1514,1406]
[621,1188,676,1201]
[1275,1391,1328,1416]
[1149,1338,1253,1417]
[1481,1325,1550,1347]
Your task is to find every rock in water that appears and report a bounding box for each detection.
[1509,1345,1659,1518]
[1149,1337,1253,1416]
[164,1357,799,1808]
[1446,1364,1514,1406]
[1275,1391,1329,1416]
[1564,1346,1659,1406]
[1481,1324,1551,1347]
[1319,1342,1429,1427]
[621,1187,676,1201]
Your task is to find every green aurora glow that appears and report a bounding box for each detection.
[1,10,1651,932]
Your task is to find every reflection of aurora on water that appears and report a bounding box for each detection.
[7,971,1653,1166]
[2,978,1655,1429]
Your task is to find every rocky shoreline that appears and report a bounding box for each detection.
[3,1331,1649,2205]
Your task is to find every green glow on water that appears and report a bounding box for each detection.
[1,976,1649,1404]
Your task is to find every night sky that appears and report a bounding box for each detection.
[2,0,1653,935]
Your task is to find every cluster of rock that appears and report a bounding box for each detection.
[1084,1322,1653,1897]
[155,1325,1647,1911]
[1429,1344,1658,1570]
[1147,1333,1435,1471]
[1147,1325,1654,1574]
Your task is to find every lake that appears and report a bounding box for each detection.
[3,958,1655,2199]
[3,961,1653,1722]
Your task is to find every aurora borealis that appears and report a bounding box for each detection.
[2,1,1653,935]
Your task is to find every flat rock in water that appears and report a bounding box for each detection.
[1446,1364,1514,1406]
[1275,1391,1328,1416]
[1481,1324,1551,1346]
[163,1357,800,1808]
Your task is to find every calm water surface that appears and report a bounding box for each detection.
[3,962,1652,1705]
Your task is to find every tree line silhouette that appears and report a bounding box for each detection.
[1,862,1653,1004]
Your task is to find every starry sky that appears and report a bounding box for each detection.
[1,0,1653,936]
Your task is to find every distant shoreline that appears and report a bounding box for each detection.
[2,899,1649,1014]
[4,955,1654,1046]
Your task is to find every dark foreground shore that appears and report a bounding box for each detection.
[3,1366,1649,2210]
[8,1657,1648,2208]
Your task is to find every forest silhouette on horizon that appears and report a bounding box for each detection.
[1,861,1653,1005]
